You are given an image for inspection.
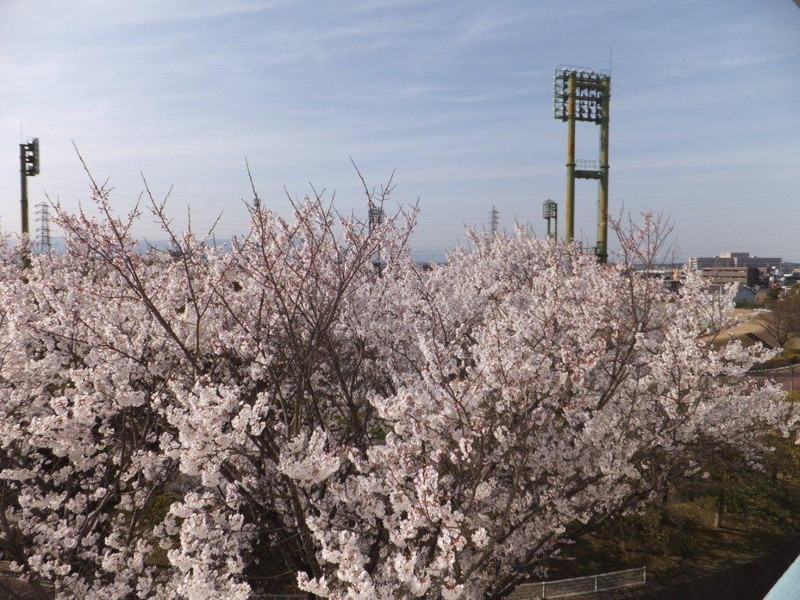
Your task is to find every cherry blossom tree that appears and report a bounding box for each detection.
[295,217,793,600]
[0,184,794,600]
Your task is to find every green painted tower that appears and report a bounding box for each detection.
[554,66,611,263]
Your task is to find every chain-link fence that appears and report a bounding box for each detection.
[248,568,646,600]
[507,567,647,599]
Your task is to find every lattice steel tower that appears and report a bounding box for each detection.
[36,202,51,254]
[489,205,499,235]
[554,66,610,263]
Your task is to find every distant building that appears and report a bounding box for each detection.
[699,266,761,287]
[687,252,782,271]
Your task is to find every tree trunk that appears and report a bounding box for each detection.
[713,490,726,529]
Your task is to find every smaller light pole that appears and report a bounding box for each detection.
[542,199,558,240]
[20,138,40,235]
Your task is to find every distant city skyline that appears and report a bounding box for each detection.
[1,0,799,262]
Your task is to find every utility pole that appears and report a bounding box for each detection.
[20,138,40,235]
[490,205,499,235]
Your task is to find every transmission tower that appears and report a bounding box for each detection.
[36,202,51,254]
[490,206,499,235]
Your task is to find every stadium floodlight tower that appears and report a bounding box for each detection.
[554,66,611,263]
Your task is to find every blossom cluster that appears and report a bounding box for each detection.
[0,189,792,600]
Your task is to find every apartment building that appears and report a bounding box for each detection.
[687,252,782,271]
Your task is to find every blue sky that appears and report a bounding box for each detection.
[1,0,798,262]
